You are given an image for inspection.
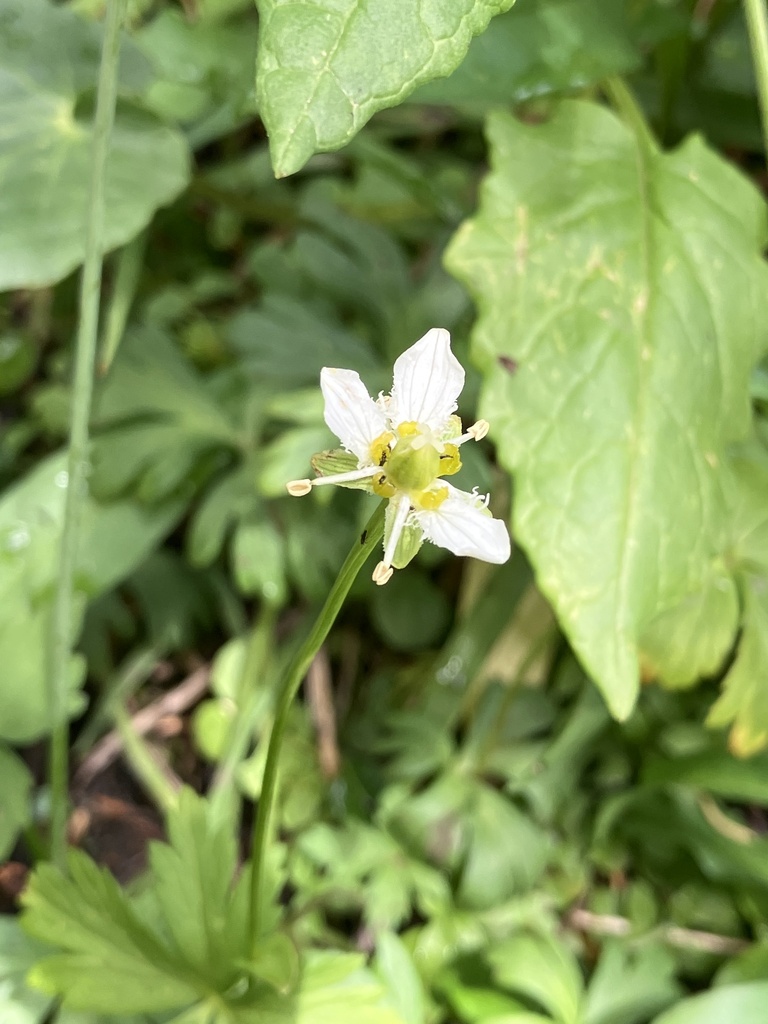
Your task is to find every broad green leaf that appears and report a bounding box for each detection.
[0,745,32,859]
[446,101,768,719]
[412,0,639,108]
[0,0,190,289]
[707,574,768,756]
[21,851,199,1014]
[651,982,768,1024]
[0,453,183,742]
[644,748,768,804]
[255,0,514,177]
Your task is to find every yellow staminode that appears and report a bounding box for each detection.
[413,486,449,511]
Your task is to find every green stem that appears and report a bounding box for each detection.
[208,606,278,827]
[47,0,127,869]
[99,229,146,374]
[602,77,657,154]
[249,502,386,944]
[114,706,178,813]
[745,0,768,162]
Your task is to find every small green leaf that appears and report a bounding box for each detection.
[255,0,514,177]
[446,101,768,720]
[244,932,300,995]
[148,788,249,991]
[0,0,190,289]
[707,575,768,756]
[639,563,739,689]
[371,570,450,652]
[651,983,768,1024]
[0,745,32,860]
[582,942,680,1024]
[375,933,425,1024]
[298,951,408,1024]
[412,0,639,108]
[487,931,583,1024]
[232,517,288,605]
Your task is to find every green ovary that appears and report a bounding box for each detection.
[385,437,441,493]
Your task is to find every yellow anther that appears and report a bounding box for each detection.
[369,431,395,467]
[372,561,394,585]
[372,473,397,498]
[438,443,462,477]
[396,421,419,437]
[468,419,490,441]
[413,485,449,511]
[286,479,312,496]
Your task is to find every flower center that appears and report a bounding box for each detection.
[368,422,462,499]
[386,430,441,493]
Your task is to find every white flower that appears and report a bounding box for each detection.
[287,328,511,585]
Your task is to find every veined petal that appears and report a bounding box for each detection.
[414,485,511,564]
[320,368,387,464]
[390,328,465,431]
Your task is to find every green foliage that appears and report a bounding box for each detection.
[0,0,190,288]
[255,0,514,177]
[0,745,32,859]
[20,789,299,1019]
[3,2,768,1023]
[412,0,640,108]
[651,982,768,1024]
[0,452,183,742]
[446,100,768,720]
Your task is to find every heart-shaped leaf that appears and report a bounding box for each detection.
[446,101,768,719]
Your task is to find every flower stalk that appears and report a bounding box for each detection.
[47,0,127,870]
[249,501,386,945]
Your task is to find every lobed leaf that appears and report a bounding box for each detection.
[446,101,768,719]
[21,851,199,1014]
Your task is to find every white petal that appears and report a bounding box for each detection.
[390,328,465,430]
[414,486,511,564]
[320,368,387,464]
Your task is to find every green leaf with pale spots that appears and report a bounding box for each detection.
[254,0,514,178]
[0,0,190,290]
[446,101,768,720]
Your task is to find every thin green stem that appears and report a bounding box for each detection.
[114,706,178,813]
[47,0,127,869]
[208,606,279,827]
[602,77,658,154]
[249,502,386,945]
[745,0,768,162]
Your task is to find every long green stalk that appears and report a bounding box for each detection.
[745,0,768,161]
[603,77,657,154]
[47,0,127,869]
[249,501,386,944]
